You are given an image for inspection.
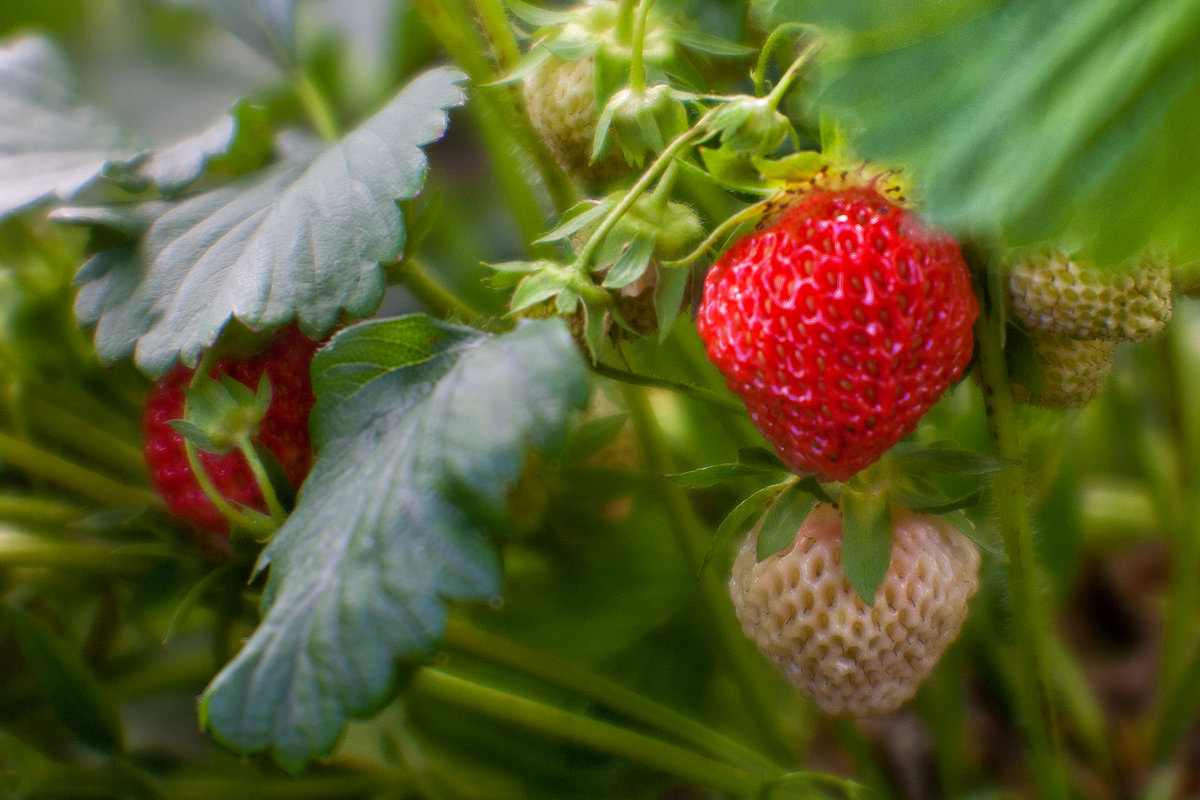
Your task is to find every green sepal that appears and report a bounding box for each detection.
[654,263,690,341]
[504,0,573,27]
[173,373,272,454]
[672,29,756,57]
[603,234,656,289]
[889,441,1020,476]
[536,196,620,245]
[509,266,573,313]
[756,483,820,560]
[700,481,790,576]
[840,488,893,606]
[698,147,774,194]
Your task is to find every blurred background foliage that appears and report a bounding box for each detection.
[2,1,1200,799]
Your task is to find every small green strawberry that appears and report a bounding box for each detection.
[1007,250,1172,342]
[522,54,627,184]
[1010,330,1115,410]
[729,503,980,716]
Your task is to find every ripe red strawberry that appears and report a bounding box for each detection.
[143,327,319,533]
[730,503,980,716]
[697,180,978,481]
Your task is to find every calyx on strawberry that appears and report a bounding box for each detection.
[1007,248,1172,342]
[697,172,979,482]
[730,503,980,716]
[143,326,319,534]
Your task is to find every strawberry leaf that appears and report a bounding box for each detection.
[0,35,140,221]
[840,488,893,606]
[199,315,588,771]
[162,0,296,70]
[73,67,466,376]
[764,0,1200,263]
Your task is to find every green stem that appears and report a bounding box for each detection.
[629,0,656,92]
[763,40,823,112]
[385,259,485,324]
[661,197,770,269]
[591,362,744,414]
[0,493,85,526]
[182,439,275,538]
[442,617,780,774]
[472,0,522,71]
[410,669,767,796]
[235,436,287,526]
[0,526,155,575]
[412,0,576,214]
[615,0,637,43]
[0,430,161,510]
[575,111,717,273]
[21,401,147,481]
[618,383,797,761]
[292,70,340,142]
[972,266,1070,798]
[753,24,818,98]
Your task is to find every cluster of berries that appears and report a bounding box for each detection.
[1006,250,1172,408]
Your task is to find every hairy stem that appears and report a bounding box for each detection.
[629,0,656,92]
[411,669,768,796]
[972,266,1070,798]
[442,617,781,774]
[619,383,797,761]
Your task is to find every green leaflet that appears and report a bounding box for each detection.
[72,66,467,376]
[200,316,589,771]
[764,0,1200,264]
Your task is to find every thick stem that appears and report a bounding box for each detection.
[972,268,1070,798]
[410,669,767,796]
[618,383,797,761]
[442,617,780,774]
[472,0,522,71]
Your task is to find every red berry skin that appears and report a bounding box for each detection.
[697,186,979,481]
[142,327,320,533]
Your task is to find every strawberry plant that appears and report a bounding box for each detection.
[3,1,1200,799]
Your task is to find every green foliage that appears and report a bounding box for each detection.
[200,315,589,770]
[0,36,139,220]
[762,0,1200,263]
[73,67,467,375]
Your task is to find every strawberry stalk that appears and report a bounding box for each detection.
[292,69,340,143]
[410,668,799,797]
[628,0,656,93]
[472,0,522,71]
[619,383,799,761]
[442,617,782,774]
[385,258,485,324]
[180,438,276,539]
[973,264,1071,798]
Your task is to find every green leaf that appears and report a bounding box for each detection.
[200,315,588,771]
[162,0,296,70]
[891,443,1020,475]
[672,29,757,57]
[504,0,574,28]
[756,484,819,560]
[0,35,140,221]
[766,0,1200,264]
[73,67,467,376]
[115,101,272,196]
[602,234,656,289]
[7,605,124,754]
[840,489,893,605]
[562,413,628,463]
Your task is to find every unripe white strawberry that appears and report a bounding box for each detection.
[1008,250,1172,342]
[1011,331,1115,410]
[521,55,626,184]
[729,503,980,716]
